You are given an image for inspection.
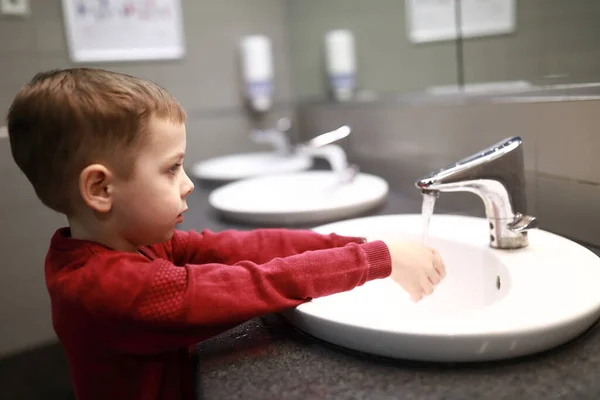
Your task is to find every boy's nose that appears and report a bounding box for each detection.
[182,171,194,196]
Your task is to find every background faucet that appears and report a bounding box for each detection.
[415,136,538,249]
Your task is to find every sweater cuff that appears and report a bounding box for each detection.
[331,233,367,246]
[362,240,392,281]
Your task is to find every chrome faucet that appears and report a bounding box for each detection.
[415,136,538,249]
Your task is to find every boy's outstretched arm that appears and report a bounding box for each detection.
[163,229,366,266]
[77,240,390,355]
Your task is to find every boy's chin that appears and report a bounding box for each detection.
[159,228,176,242]
[142,228,176,246]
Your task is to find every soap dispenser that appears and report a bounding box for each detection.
[240,34,274,113]
[324,29,356,101]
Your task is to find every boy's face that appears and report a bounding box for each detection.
[111,116,194,247]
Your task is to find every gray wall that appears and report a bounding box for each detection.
[297,96,600,249]
[0,139,67,358]
[0,0,294,357]
[286,0,600,101]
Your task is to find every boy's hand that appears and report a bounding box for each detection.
[384,240,446,302]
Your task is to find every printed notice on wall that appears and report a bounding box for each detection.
[406,0,515,43]
[61,0,185,62]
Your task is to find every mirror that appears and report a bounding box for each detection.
[459,0,600,94]
[284,0,461,103]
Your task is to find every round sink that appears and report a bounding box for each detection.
[283,214,600,362]
[190,152,312,182]
[208,171,389,225]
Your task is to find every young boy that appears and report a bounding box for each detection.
[6,68,445,400]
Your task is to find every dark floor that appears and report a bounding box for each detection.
[0,342,74,400]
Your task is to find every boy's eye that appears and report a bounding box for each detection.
[169,163,182,175]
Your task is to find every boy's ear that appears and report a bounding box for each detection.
[79,164,114,213]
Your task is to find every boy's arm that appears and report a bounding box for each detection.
[87,240,390,355]
[166,228,367,266]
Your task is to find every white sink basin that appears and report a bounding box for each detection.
[283,214,600,362]
[208,171,389,225]
[190,152,312,182]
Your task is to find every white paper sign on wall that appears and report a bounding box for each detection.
[0,0,30,16]
[406,0,516,43]
[61,0,185,62]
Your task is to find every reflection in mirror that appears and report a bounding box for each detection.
[284,0,460,103]
[460,0,600,97]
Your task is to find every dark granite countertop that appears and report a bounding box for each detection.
[181,171,600,400]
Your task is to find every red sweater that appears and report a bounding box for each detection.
[45,227,391,400]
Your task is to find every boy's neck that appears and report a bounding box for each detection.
[67,215,138,253]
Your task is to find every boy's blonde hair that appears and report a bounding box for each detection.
[6,68,186,214]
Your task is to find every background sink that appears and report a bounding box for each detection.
[283,214,600,362]
[208,170,389,225]
[190,152,313,182]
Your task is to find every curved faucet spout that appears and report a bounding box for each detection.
[415,136,537,249]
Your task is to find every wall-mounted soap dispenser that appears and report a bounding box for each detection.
[325,29,356,101]
[240,34,274,113]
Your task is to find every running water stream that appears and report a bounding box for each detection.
[421,192,438,245]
